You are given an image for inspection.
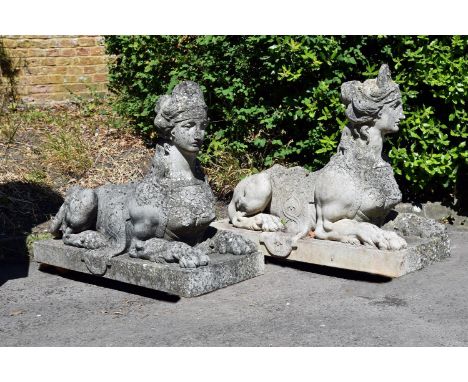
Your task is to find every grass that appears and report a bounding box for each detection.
[41,126,93,178]
[201,148,257,200]
[0,94,153,236]
[26,232,53,255]
[0,113,20,144]
[1,94,152,190]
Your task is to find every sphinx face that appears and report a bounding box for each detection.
[171,117,208,154]
[373,101,405,134]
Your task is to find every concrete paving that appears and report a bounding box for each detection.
[1,227,467,346]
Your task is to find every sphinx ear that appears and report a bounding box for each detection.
[361,125,371,144]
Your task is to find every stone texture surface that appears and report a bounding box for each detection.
[382,212,447,238]
[211,216,450,278]
[395,202,468,227]
[33,239,264,297]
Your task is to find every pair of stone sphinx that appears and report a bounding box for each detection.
[48,65,409,274]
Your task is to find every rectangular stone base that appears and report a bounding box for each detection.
[33,240,264,297]
[211,220,451,278]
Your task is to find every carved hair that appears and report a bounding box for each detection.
[340,64,401,129]
[153,81,208,139]
[336,65,402,163]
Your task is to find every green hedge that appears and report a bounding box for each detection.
[105,36,467,203]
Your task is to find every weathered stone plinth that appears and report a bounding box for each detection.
[33,239,264,297]
[211,219,451,278]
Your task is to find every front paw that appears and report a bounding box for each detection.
[179,247,210,268]
[255,213,284,232]
[216,231,257,256]
[382,230,407,250]
[356,224,407,250]
[130,239,211,267]
[63,231,107,249]
[341,235,361,245]
[129,238,168,262]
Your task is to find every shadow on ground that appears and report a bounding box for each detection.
[0,263,29,286]
[0,181,63,284]
[456,162,468,215]
[265,256,392,283]
[38,264,181,302]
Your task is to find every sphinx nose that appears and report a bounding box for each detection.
[194,128,204,139]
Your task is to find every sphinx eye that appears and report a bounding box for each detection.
[181,121,195,128]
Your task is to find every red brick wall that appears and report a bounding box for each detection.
[1,35,109,103]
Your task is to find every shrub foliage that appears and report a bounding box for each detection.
[105,36,467,203]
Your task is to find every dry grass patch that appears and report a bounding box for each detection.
[41,126,93,178]
[0,95,152,235]
[202,149,256,200]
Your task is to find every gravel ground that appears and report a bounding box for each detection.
[1,227,467,346]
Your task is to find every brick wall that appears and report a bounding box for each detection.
[1,35,109,103]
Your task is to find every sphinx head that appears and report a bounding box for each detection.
[341,64,405,136]
[154,81,208,154]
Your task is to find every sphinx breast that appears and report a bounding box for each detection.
[359,164,402,219]
[165,182,216,244]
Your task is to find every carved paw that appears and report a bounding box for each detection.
[130,239,210,267]
[179,247,210,268]
[129,238,168,262]
[355,223,390,250]
[233,212,283,232]
[355,223,406,250]
[255,213,284,232]
[63,231,107,249]
[382,230,407,250]
[215,231,257,256]
[341,236,361,245]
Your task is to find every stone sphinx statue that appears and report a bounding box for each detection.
[50,81,255,275]
[228,64,407,257]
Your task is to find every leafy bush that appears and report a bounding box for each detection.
[105,36,467,203]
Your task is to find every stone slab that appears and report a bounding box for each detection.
[210,220,451,278]
[33,239,264,297]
